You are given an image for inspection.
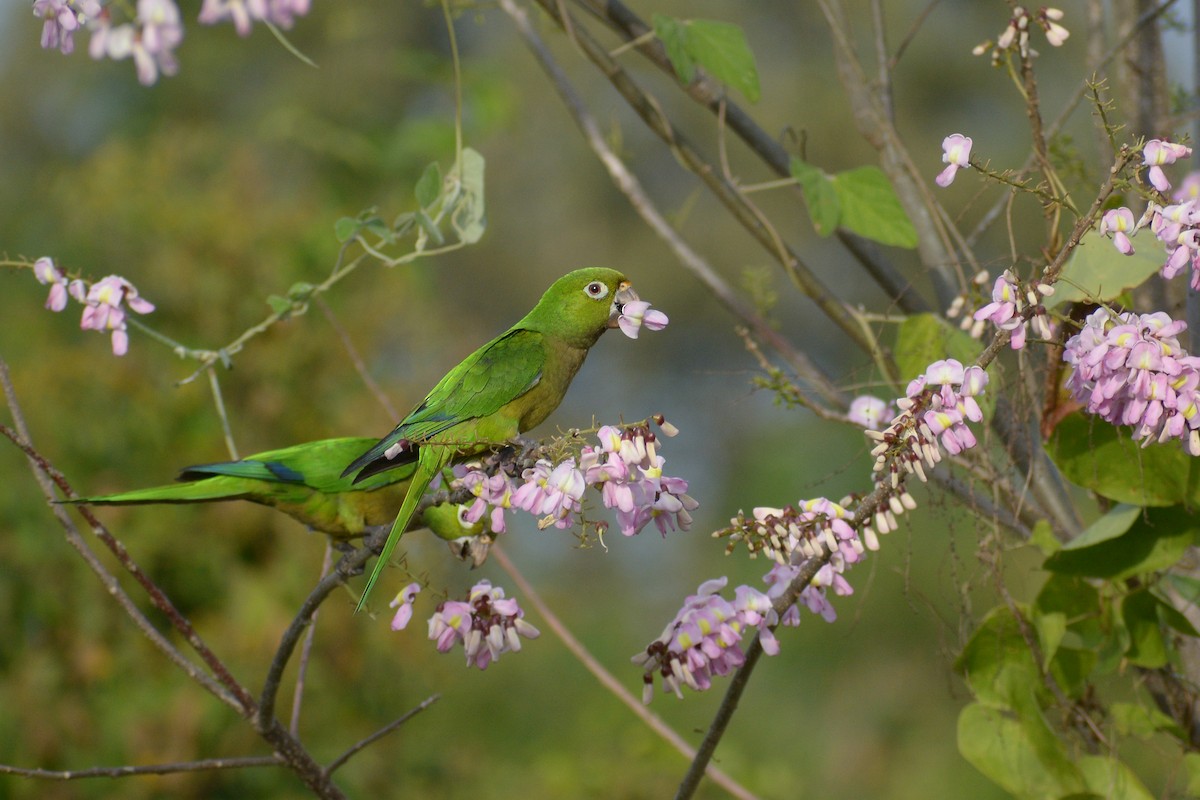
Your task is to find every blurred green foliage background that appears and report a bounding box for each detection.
[0,1,1181,797]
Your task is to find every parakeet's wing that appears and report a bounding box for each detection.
[344,328,547,481]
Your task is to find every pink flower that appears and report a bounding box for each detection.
[847,395,891,430]
[80,275,156,355]
[389,582,421,631]
[426,580,539,670]
[1144,140,1192,193]
[1037,7,1069,47]
[1099,207,1137,255]
[616,300,669,339]
[198,0,312,36]
[936,134,972,187]
[33,257,71,311]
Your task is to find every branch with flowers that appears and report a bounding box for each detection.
[13,1,1200,799]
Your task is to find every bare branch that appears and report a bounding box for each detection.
[325,695,441,776]
[0,756,282,781]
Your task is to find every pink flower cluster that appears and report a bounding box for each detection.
[632,577,776,702]
[1097,141,1200,287]
[1063,309,1200,455]
[198,0,312,37]
[33,0,313,84]
[33,257,155,355]
[974,6,1069,63]
[32,0,100,53]
[457,421,696,538]
[867,358,988,486]
[424,580,540,670]
[736,498,865,565]
[973,270,1055,350]
[634,555,864,703]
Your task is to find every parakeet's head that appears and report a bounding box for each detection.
[525,267,636,347]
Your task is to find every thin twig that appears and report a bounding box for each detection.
[315,295,398,419]
[208,367,239,460]
[571,0,926,314]
[324,695,442,776]
[0,756,283,780]
[528,0,878,358]
[290,541,335,738]
[503,0,843,409]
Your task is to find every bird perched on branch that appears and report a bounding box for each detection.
[70,436,478,546]
[343,267,644,610]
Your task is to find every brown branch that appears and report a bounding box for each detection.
[0,756,282,780]
[324,695,442,776]
[502,0,842,408]
[572,0,928,314]
[528,0,878,357]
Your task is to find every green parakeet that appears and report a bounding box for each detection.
[344,267,640,610]
[70,437,478,545]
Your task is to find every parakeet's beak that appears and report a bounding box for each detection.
[608,281,639,328]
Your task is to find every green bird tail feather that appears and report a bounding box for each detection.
[356,450,451,612]
[68,478,253,506]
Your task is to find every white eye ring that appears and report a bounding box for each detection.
[584,281,609,300]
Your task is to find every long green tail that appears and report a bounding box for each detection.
[69,478,252,506]
[356,449,451,612]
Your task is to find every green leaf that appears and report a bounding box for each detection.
[414,161,443,210]
[894,313,986,386]
[653,14,695,84]
[1156,590,1200,636]
[1029,520,1061,557]
[957,703,1088,798]
[789,157,840,237]
[1076,755,1155,800]
[1060,504,1141,551]
[1122,588,1168,668]
[287,281,315,301]
[1047,231,1167,309]
[685,19,761,103]
[831,166,918,248]
[1046,646,1096,700]
[956,606,1042,708]
[1046,412,1195,507]
[363,216,394,244]
[1034,575,1103,648]
[1043,505,1197,580]
[1109,702,1185,740]
[1184,752,1200,795]
[266,295,292,315]
[415,211,445,246]
[334,216,358,242]
[1032,611,1066,671]
[449,147,486,244]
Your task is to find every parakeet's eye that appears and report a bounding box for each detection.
[584,281,609,300]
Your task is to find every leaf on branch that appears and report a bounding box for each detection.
[1046,412,1198,506]
[449,147,486,244]
[1045,231,1165,309]
[415,161,443,210]
[830,166,918,249]
[1042,505,1196,581]
[652,15,761,103]
[957,703,1088,798]
[789,157,840,237]
[788,159,916,248]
